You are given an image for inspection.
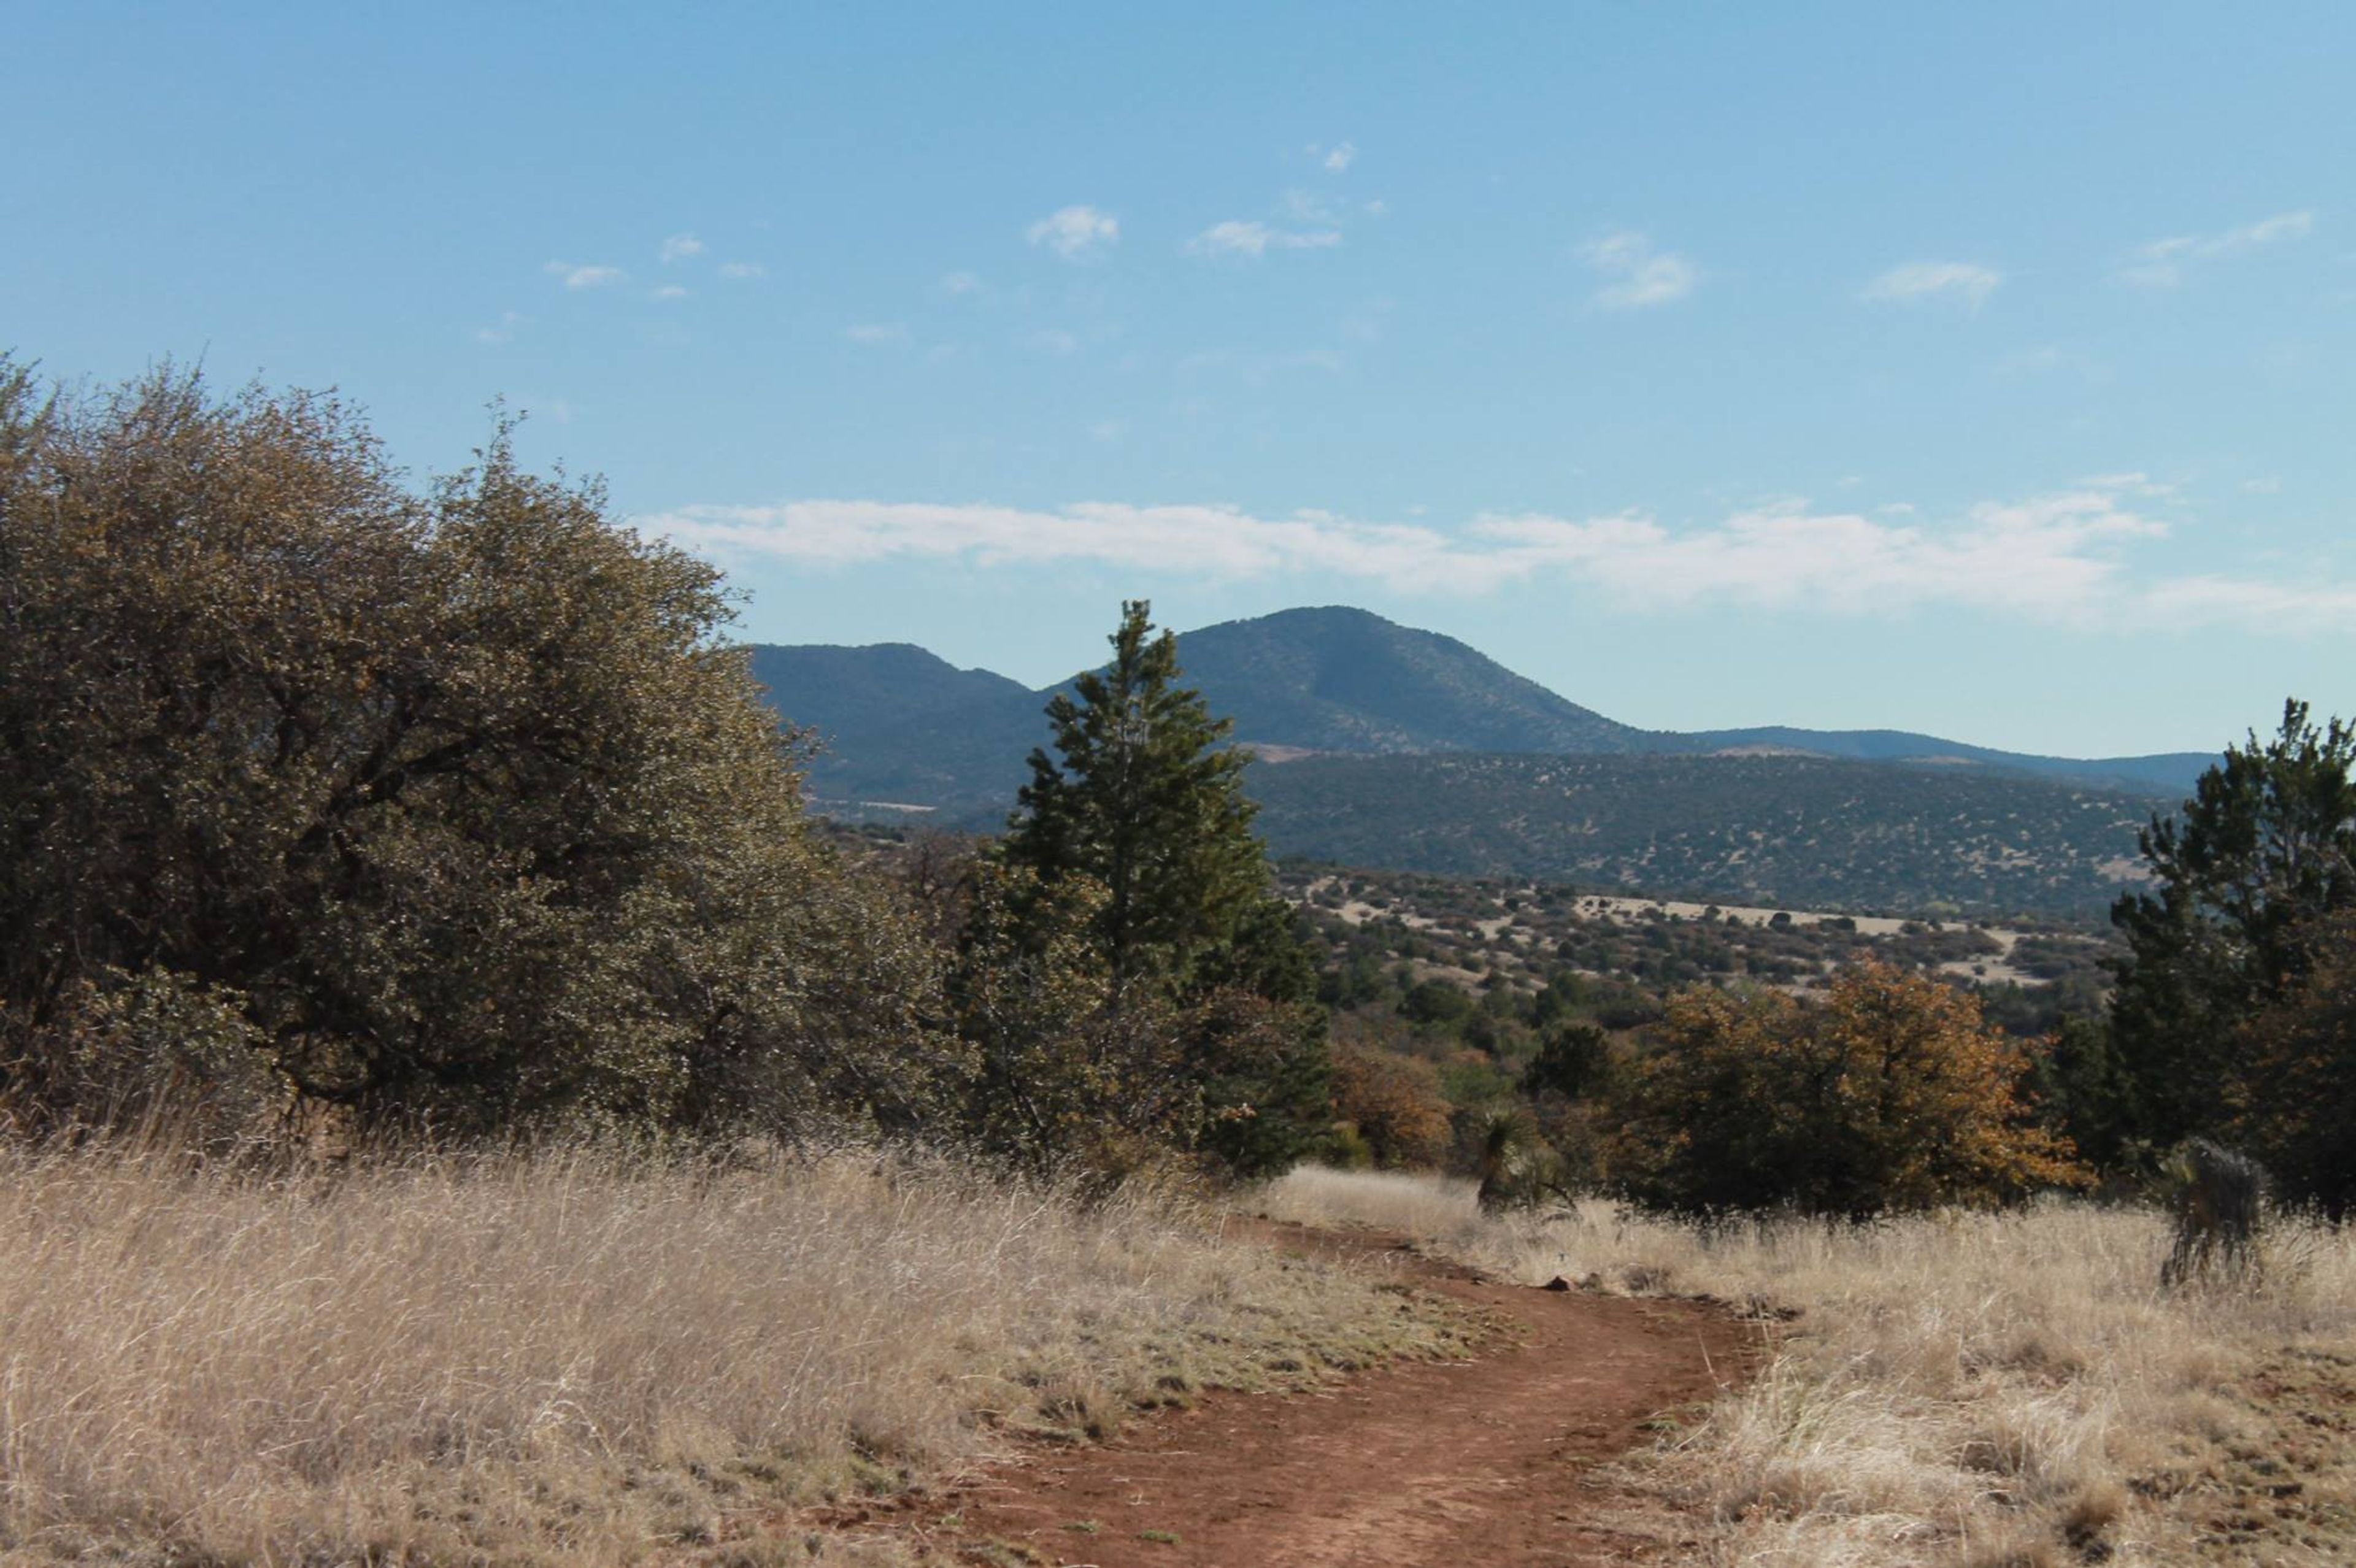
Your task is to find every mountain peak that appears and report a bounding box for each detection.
[1168,607,1641,755]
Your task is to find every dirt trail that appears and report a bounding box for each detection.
[869,1224,1754,1567]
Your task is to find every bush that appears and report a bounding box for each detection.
[1612,963,2087,1217]
[0,360,953,1137]
[1330,1043,1453,1169]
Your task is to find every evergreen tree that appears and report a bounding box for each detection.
[1009,601,1268,988]
[2107,700,2356,1149]
[1003,601,1329,1174]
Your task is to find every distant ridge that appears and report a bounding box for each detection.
[744,605,2215,810]
[742,607,2217,915]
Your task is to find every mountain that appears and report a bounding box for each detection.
[745,606,2215,812]
[1245,751,2158,917]
[744,644,1039,811]
[1170,606,1647,755]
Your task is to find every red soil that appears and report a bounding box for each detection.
[834,1223,1756,1567]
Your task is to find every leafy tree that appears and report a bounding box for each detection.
[1523,1020,1610,1103]
[2108,701,2356,1147]
[1329,1040,1453,1168]
[1003,601,1328,1174]
[1612,963,2086,1217]
[0,359,954,1136]
[946,861,1190,1175]
[2229,910,2356,1213]
[2023,1015,2138,1175]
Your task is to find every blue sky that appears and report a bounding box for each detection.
[8,2,2351,756]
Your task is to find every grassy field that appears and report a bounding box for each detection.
[0,1142,1471,1567]
[1253,1167,2356,1567]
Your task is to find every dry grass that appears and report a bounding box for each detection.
[1252,1166,2356,1566]
[0,1141,1467,1567]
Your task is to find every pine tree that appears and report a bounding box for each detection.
[2107,699,2356,1149]
[1003,601,1329,1175]
[1009,601,1271,990]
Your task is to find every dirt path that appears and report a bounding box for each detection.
[860,1224,1754,1567]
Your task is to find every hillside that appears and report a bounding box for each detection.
[1677,725,2213,796]
[1245,751,2163,917]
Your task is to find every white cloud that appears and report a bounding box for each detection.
[1187,220,1343,259]
[2122,209,2315,286]
[941,271,984,296]
[1026,205,1119,261]
[652,285,689,301]
[2077,471,2177,498]
[1863,260,2002,308]
[845,323,909,345]
[1579,231,1696,309]
[643,478,2354,637]
[474,310,525,344]
[718,261,766,280]
[544,261,626,289]
[660,232,704,263]
[1363,198,1389,218]
[1025,328,1081,355]
[1088,418,1126,444]
[1323,140,1358,172]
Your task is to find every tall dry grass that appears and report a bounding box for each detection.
[1253,1167,2356,1567]
[0,1142,1461,1567]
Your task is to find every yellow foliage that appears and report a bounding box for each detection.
[1614,962,2087,1215]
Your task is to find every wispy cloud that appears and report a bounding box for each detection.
[1024,327,1081,355]
[1026,205,1119,261]
[1187,220,1342,259]
[1281,189,1340,224]
[718,261,767,280]
[2121,210,2315,286]
[641,483,2354,637]
[659,232,704,264]
[545,261,626,290]
[941,271,984,296]
[652,284,689,301]
[1864,260,2002,308]
[1579,231,1696,310]
[475,310,525,344]
[845,323,909,345]
[1323,140,1358,172]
